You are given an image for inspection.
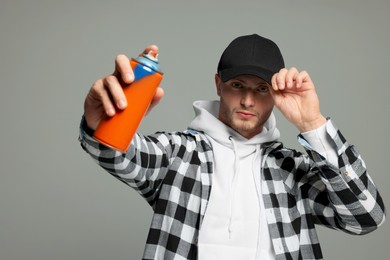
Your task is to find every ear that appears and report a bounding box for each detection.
[215,73,222,96]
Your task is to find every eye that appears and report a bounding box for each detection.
[230,81,243,89]
[257,85,269,93]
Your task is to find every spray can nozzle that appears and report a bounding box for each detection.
[144,50,158,61]
[136,50,161,72]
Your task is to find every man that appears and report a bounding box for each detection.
[79,34,385,260]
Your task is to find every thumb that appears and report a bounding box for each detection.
[146,87,164,115]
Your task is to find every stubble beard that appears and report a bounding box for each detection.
[221,108,263,137]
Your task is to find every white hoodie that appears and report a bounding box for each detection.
[189,100,279,260]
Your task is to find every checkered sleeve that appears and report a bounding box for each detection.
[79,119,214,259]
[78,118,173,206]
[299,120,386,235]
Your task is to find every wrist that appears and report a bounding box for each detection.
[297,116,327,133]
[81,116,95,136]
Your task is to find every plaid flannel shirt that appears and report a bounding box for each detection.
[79,119,385,260]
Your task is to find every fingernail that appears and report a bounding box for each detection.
[107,108,115,116]
[125,73,133,82]
[117,99,127,109]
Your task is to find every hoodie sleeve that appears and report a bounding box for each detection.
[300,121,338,168]
[298,119,385,235]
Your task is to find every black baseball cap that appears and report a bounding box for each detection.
[217,34,285,84]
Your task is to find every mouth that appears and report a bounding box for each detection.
[236,111,256,119]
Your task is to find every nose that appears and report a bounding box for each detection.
[241,90,255,108]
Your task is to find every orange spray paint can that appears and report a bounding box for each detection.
[93,51,163,152]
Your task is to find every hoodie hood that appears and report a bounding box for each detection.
[188,100,280,147]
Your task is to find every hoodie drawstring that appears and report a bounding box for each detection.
[228,136,239,238]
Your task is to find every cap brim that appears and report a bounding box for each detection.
[220,65,274,84]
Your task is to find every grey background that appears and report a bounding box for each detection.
[1,0,389,259]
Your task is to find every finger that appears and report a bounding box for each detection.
[114,54,134,84]
[285,67,299,89]
[103,75,127,110]
[146,87,164,115]
[271,73,278,91]
[100,88,117,117]
[90,79,117,117]
[274,68,288,90]
[295,70,310,88]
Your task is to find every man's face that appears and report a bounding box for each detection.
[216,74,274,139]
